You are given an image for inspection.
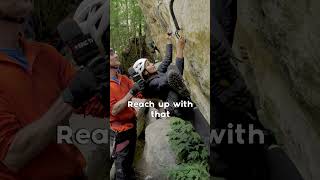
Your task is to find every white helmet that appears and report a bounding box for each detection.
[0,0,33,22]
[133,58,147,78]
[74,0,109,54]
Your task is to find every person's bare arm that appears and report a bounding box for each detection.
[111,92,133,116]
[176,36,185,59]
[3,95,73,172]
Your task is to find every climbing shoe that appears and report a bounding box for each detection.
[166,91,182,117]
[167,69,190,98]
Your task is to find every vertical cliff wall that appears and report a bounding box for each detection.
[234,1,320,179]
[137,0,210,123]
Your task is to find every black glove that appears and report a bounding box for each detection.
[130,80,144,96]
[63,57,107,108]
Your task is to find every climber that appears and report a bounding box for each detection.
[110,48,144,180]
[132,32,193,119]
[0,0,107,179]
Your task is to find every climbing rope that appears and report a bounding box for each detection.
[169,0,181,39]
[153,0,182,39]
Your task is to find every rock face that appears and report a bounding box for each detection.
[234,0,320,179]
[137,0,210,123]
[132,98,148,136]
[135,119,177,179]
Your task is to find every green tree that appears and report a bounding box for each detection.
[111,0,151,72]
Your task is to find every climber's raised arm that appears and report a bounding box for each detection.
[175,35,186,75]
[157,34,174,73]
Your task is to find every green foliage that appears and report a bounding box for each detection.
[110,0,153,72]
[168,163,209,180]
[167,118,208,164]
[167,118,209,179]
[111,0,145,49]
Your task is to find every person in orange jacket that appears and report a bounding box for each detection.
[110,48,144,180]
[0,0,107,179]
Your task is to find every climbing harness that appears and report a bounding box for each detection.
[155,0,169,32]
[169,0,181,38]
